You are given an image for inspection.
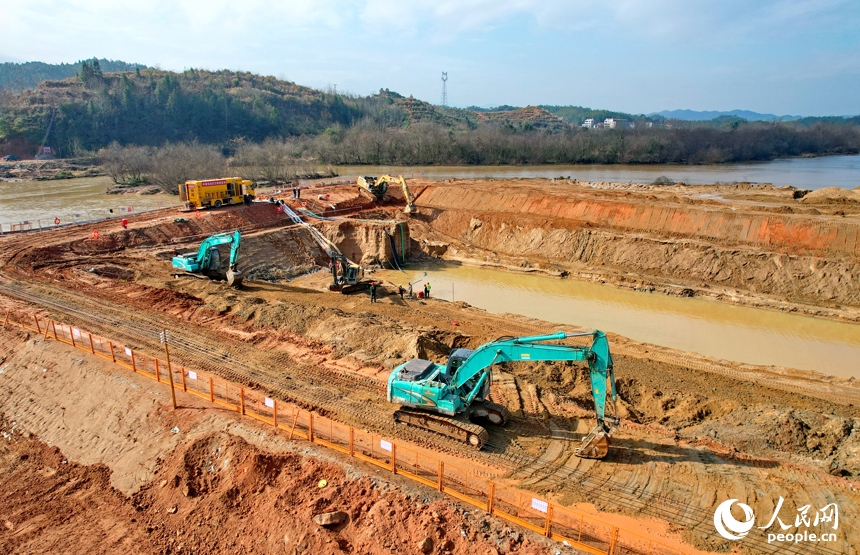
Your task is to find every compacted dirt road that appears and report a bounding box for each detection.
[1,178,858,554]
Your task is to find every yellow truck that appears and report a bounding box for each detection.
[179,177,255,210]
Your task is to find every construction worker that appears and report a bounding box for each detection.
[370,281,377,303]
[121,217,128,229]
[424,283,430,298]
[407,282,413,298]
[398,285,405,299]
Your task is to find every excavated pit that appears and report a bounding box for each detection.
[1,178,859,554]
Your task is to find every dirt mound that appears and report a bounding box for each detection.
[0,415,150,554]
[801,187,860,204]
[132,431,547,555]
[0,415,549,555]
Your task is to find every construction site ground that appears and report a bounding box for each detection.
[1,177,859,555]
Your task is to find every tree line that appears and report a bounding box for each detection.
[0,58,145,92]
[303,121,860,165]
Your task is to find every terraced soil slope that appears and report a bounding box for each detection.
[410,179,860,321]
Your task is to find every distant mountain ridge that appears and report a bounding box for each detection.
[651,109,802,122]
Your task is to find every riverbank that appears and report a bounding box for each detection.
[0,158,105,182]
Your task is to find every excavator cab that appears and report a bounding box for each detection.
[444,348,473,384]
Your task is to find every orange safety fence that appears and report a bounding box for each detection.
[1,306,690,555]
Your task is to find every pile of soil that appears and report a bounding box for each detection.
[0,416,548,555]
[801,187,860,204]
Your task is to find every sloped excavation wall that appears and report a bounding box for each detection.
[419,185,860,257]
[416,185,860,311]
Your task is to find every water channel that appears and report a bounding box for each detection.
[376,264,860,378]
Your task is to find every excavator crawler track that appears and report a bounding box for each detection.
[468,400,511,426]
[394,407,489,449]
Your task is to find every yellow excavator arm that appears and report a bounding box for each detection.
[357,175,416,213]
[387,175,416,213]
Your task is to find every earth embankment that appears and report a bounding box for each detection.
[412,180,860,319]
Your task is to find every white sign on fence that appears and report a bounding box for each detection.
[72,328,81,339]
[188,371,197,380]
[380,439,392,452]
[124,347,132,356]
[264,397,274,408]
[531,498,549,514]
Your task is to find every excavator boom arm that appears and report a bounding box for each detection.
[452,331,615,420]
[195,231,241,270]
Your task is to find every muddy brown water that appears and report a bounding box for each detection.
[338,153,860,190]
[0,176,176,228]
[376,264,860,378]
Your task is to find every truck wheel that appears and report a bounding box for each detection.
[214,200,222,208]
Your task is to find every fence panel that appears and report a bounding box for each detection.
[492,482,523,518]
[353,428,374,458]
[579,515,613,554]
[551,505,585,544]
[183,367,206,397]
[331,420,351,449]
[514,493,550,531]
[114,343,135,369]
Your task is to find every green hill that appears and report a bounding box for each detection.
[0,58,147,92]
[1,64,856,165]
[0,66,365,153]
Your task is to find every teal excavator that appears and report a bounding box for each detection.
[171,231,243,288]
[387,331,618,459]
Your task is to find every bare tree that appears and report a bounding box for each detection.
[98,142,153,184]
[233,138,301,183]
[148,142,226,194]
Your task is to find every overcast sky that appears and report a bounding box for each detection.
[3,0,859,116]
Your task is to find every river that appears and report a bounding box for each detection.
[375,264,860,378]
[337,153,860,191]
[0,176,175,229]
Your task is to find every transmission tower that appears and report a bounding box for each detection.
[441,72,448,107]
